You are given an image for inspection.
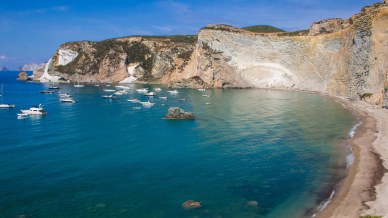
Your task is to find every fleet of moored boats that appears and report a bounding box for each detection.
[1,82,211,119]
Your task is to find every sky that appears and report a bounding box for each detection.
[0,0,381,69]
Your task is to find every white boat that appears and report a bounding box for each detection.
[103,89,116,92]
[114,90,127,95]
[132,106,142,110]
[115,85,130,90]
[144,92,156,96]
[60,98,75,103]
[198,88,206,91]
[48,82,60,89]
[139,101,155,107]
[136,88,148,93]
[205,102,211,105]
[58,93,71,98]
[127,99,140,103]
[167,90,179,94]
[20,104,47,115]
[202,94,211,98]
[74,74,85,88]
[154,88,162,92]
[0,85,15,108]
[94,84,100,87]
[159,96,167,100]
[102,95,118,99]
[17,113,29,119]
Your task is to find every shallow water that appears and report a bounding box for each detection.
[0,71,355,217]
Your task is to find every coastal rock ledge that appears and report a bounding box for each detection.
[164,107,195,120]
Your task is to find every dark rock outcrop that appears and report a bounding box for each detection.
[164,107,195,120]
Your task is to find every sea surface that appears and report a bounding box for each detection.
[0,71,356,218]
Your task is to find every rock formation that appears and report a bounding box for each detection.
[182,200,201,209]
[38,2,388,106]
[164,107,195,120]
[17,71,31,81]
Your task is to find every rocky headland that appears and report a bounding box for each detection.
[35,1,388,107]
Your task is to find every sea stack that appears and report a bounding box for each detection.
[164,107,195,120]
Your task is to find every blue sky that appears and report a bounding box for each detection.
[0,0,381,69]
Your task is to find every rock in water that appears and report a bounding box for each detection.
[247,201,258,207]
[17,71,31,81]
[164,107,195,120]
[182,200,201,209]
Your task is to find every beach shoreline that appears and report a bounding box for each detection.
[316,96,388,218]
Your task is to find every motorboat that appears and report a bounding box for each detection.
[115,85,130,90]
[202,94,211,98]
[0,85,15,108]
[127,99,140,103]
[102,95,118,99]
[60,98,75,103]
[154,88,162,92]
[58,93,71,98]
[167,90,179,94]
[114,90,127,95]
[17,113,29,119]
[48,86,60,89]
[139,101,155,107]
[159,96,167,100]
[136,88,148,93]
[132,106,142,110]
[94,84,100,87]
[103,89,116,92]
[20,104,47,115]
[198,88,206,91]
[40,90,54,94]
[144,92,156,96]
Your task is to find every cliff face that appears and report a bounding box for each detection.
[41,2,388,104]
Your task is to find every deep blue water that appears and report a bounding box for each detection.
[0,71,355,217]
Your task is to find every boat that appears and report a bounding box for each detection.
[94,84,100,87]
[115,85,130,90]
[159,96,167,100]
[139,101,155,107]
[127,99,140,103]
[144,92,157,96]
[205,102,211,105]
[202,94,211,98]
[48,82,60,89]
[179,98,186,101]
[0,85,15,108]
[136,88,148,93]
[114,90,127,95]
[132,106,142,110]
[103,89,116,92]
[102,95,118,99]
[167,90,179,94]
[40,90,54,94]
[74,74,85,88]
[17,113,29,119]
[58,93,71,98]
[154,88,162,92]
[60,98,75,103]
[198,88,206,91]
[20,104,47,115]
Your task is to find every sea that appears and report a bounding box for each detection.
[0,71,356,218]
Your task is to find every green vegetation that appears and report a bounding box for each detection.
[360,93,373,99]
[123,41,153,77]
[201,25,242,33]
[279,29,309,36]
[242,25,285,33]
[360,215,383,218]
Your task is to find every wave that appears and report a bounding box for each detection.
[312,191,335,217]
[348,121,362,138]
[345,121,361,168]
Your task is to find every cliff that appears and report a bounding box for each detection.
[39,1,388,105]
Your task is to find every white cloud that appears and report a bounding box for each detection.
[0,55,7,60]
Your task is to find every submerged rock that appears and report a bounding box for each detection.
[182,200,202,209]
[247,200,258,207]
[164,107,195,120]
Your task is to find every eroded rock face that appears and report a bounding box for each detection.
[17,72,30,81]
[43,2,388,105]
[164,107,195,120]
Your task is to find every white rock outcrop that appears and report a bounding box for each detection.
[57,49,78,66]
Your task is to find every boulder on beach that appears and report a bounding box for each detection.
[182,200,202,209]
[164,107,195,120]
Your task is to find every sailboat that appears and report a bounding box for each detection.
[0,85,15,108]
[74,73,85,88]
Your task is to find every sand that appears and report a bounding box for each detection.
[316,98,388,218]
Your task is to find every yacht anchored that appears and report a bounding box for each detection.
[20,104,47,115]
[74,74,85,88]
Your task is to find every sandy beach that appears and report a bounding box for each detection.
[317,97,388,218]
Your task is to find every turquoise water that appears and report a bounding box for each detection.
[0,71,355,217]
